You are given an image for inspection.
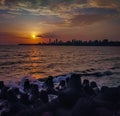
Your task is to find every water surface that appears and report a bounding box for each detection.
[0,46,120,86]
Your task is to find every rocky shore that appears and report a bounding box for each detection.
[0,73,120,116]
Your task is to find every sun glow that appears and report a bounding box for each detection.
[29,32,43,43]
[32,34,36,39]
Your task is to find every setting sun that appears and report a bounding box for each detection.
[32,34,36,39]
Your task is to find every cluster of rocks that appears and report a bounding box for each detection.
[0,74,120,116]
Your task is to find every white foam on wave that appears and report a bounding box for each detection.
[4,70,120,92]
[53,73,72,83]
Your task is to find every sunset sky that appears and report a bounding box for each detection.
[0,0,120,44]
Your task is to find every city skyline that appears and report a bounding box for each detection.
[0,0,120,44]
[19,39,120,46]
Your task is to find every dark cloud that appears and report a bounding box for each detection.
[1,0,120,13]
[67,7,119,26]
[5,0,19,6]
[75,7,119,15]
[1,0,87,9]
[70,14,109,26]
[0,0,120,27]
[92,0,120,9]
[37,32,59,39]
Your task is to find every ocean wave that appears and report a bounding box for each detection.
[99,57,120,62]
[46,63,68,69]
[5,70,119,90]
[110,66,120,70]
[0,60,45,66]
[80,70,120,78]
[30,71,46,74]
[0,61,22,66]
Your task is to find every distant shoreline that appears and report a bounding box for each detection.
[18,44,120,46]
[18,39,120,46]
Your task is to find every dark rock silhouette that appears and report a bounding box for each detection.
[58,80,66,91]
[45,76,54,89]
[23,79,30,92]
[0,81,4,89]
[72,97,97,116]
[90,81,100,95]
[20,93,30,106]
[30,84,39,102]
[0,74,120,116]
[83,79,95,96]
[0,86,9,99]
[44,76,57,95]
[39,90,48,103]
[58,74,82,108]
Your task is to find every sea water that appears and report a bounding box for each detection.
[0,45,120,87]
